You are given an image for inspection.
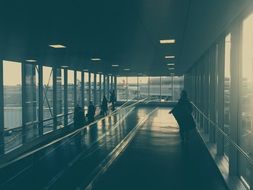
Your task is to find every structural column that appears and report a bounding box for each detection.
[52,67,57,130]
[217,38,225,156]
[81,72,85,109]
[38,64,43,135]
[229,21,241,176]
[88,72,91,102]
[21,63,27,142]
[64,69,68,127]
[0,60,4,154]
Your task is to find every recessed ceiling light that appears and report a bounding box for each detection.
[108,73,112,76]
[97,72,102,74]
[26,59,37,63]
[112,64,119,67]
[167,63,175,66]
[165,56,175,59]
[49,44,66,48]
[61,66,69,68]
[168,68,175,70]
[91,58,101,61]
[160,39,176,44]
[124,68,130,71]
[83,69,89,72]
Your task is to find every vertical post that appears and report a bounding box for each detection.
[81,72,85,109]
[99,74,102,104]
[64,69,68,127]
[107,75,110,99]
[229,21,241,176]
[88,72,91,102]
[38,64,43,135]
[53,67,57,130]
[217,39,225,155]
[148,77,150,100]
[0,60,4,154]
[94,73,97,105]
[159,76,161,101]
[22,62,27,143]
[172,74,174,101]
[74,71,77,106]
[114,75,117,101]
[137,76,139,100]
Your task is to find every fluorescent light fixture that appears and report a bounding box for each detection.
[26,59,37,63]
[49,44,66,48]
[83,69,89,72]
[168,68,175,70]
[61,66,69,68]
[124,68,130,71]
[160,39,176,44]
[165,55,175,59]
[112,64,119,67]
[91,58,101,61]
[108,73,112,76]
[167,63,175,66]
[97,72,102,74]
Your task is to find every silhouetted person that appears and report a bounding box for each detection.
[110,90,116,111]
[87,101,96,123]
[74,104,85,128]
[101,95,108,116]
[169,90,196,142]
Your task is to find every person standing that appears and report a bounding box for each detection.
[110,90,116,111]
[169,90,196,142]
[101,95,108,116]
[87,101,96,123]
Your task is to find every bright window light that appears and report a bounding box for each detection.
[49,44,66,48]
[165,55,175,59]
[26,59,37,63]
[160,39,176,44]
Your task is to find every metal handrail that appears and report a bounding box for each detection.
[191,102,253,165]
[0,98,148,169]
[4,112,74,132]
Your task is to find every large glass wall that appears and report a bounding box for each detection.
[116,76,184,101]
[90,73,95,104]
[76,71,82,106]
[42,66,53,133]
[224,33,231,158]
[239,13,253,185]
[117,77,127,101]
[150,77,161,101]
[68,70,75,122]
[84,72,89,113]
[56,68,64,129]
[3,61,22,130]
[127,77,138,100]
[138,77,148,99]
[96,74,101,105]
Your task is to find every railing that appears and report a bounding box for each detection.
[191,102,253,166]
[0,98,147,169]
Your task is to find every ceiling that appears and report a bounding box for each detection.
[0,0,251,76]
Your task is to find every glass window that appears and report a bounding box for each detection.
[150,77,161,101]
[76,71,82,106]
[84,72,89,113]
[161,76,172,102]
[56,68,64,128]
[224,33,231,159]
[138,77,148,100]
[239,14,253,185]
[117,77,127,101]
[173,76,184,100]
[127,77,138,100]
[3,60,22,151]
[96,74,100,105]
[68,70,75,122]
[43,66,53,133]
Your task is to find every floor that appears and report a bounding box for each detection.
[0,107,228,190]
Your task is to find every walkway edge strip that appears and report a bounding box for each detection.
[82,108,158,190]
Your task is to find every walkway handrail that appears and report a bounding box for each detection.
[191,102,253,165]
[0,98,148,169]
